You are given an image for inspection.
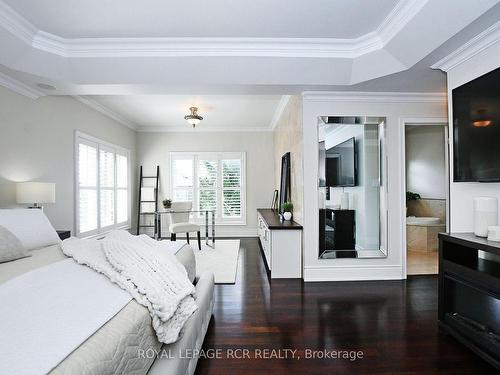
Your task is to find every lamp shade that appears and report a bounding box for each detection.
[16,182,56,204]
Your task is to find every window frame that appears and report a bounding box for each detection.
[170,151,246,226]
[75,131,131,237]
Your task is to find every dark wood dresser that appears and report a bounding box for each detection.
[438,233,500,370]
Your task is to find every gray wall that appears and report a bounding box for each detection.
[0,86,137,234]
[137,131,275,236]
[405,125,446,199]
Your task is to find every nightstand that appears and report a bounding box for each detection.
[57,230,71,240]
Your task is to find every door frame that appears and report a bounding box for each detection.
[399,117,449,277]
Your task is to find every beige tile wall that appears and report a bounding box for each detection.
[407,199,446,224]
[273,96,304,224]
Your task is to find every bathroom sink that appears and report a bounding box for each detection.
[406,216,441,225]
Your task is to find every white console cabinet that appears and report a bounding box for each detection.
[257,209,302,278]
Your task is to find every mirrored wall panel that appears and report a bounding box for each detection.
[318,116,387,259]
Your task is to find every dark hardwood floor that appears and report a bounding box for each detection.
[195,238,497,375]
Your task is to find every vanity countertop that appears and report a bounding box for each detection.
[257,209,303,230]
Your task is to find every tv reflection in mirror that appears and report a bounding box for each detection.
[326,137,356,187]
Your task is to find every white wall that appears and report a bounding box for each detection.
[405,126,446,199]
[0,86,137,234]
[302,93,447,281]
[136,131,274,237]
[447,40,500,233]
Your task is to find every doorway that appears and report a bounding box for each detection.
[404,123,448,275]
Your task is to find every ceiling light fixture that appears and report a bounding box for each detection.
[184,107,203,128]
[473,120,492,128]
[472,109,492,128]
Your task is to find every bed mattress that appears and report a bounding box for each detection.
[0,242,197,375]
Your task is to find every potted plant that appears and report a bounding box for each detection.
[162,198,172,209]
[406,191,421,216]
[282,201,293,221]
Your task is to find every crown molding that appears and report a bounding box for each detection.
[0,71,45,99]
[269,95,291,131]
[74,96,139,131]
[302,91,447,103]
[377,0,429,44]
[32,35,384,59]
[0,0,426,59]
[431,20,500,72]
[0,1,36,44]
[136,125,273,133]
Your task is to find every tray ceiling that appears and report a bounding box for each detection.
[0,0,498,97]
[3,0,399,39]
[78,94,284,131]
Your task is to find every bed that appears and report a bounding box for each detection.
[0,209,214,375]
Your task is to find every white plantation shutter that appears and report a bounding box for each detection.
[171,157,194,202]
[170,152,246,224]
[79,190,97,233]
[198,158,217,213]
[76,133,130,236]
[222,159,242,218]
[78,142,98,234]
[99,148,115,228]
[116,153,128,224]
[116,154,128,188]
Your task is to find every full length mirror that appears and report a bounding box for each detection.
[318,116,387,259]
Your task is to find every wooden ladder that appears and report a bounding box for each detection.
[136,165,159,236]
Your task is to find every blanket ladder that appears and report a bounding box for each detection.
[136,165,159,236]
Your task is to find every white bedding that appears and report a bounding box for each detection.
[0,259,132,375]
[0,238,199,375]
[0,209,61,250]
[0,244,66,284]
[62,231,198,344]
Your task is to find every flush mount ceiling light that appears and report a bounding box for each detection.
[184,107,203,128]
[473,120,492,128]
[472,109,492,128]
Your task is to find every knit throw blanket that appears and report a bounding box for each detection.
[62,230,197,344]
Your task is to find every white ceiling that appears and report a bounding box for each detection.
[3,0,398,39]
[0,0,498,115]
[80,95,284,131]
[0,0,497,96]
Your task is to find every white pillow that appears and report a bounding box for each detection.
[0,225,31,263]
[0,209,61,251]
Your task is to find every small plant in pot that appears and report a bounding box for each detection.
[282,201,293,221]
[162,198,172,209]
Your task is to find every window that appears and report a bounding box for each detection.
[76,132,130,237]
[170,152,246,225]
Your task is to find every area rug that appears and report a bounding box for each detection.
[193,240,240,284]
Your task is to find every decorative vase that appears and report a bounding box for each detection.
[283,212,292,221]
[473,197,498,237]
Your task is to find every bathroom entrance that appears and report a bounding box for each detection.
[405,123,449,275]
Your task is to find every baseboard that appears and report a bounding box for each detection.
[303,265,404,281]
[215,227,258,237]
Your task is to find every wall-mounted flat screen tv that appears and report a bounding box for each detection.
[453,67,500,182]
[326,137,356,187]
